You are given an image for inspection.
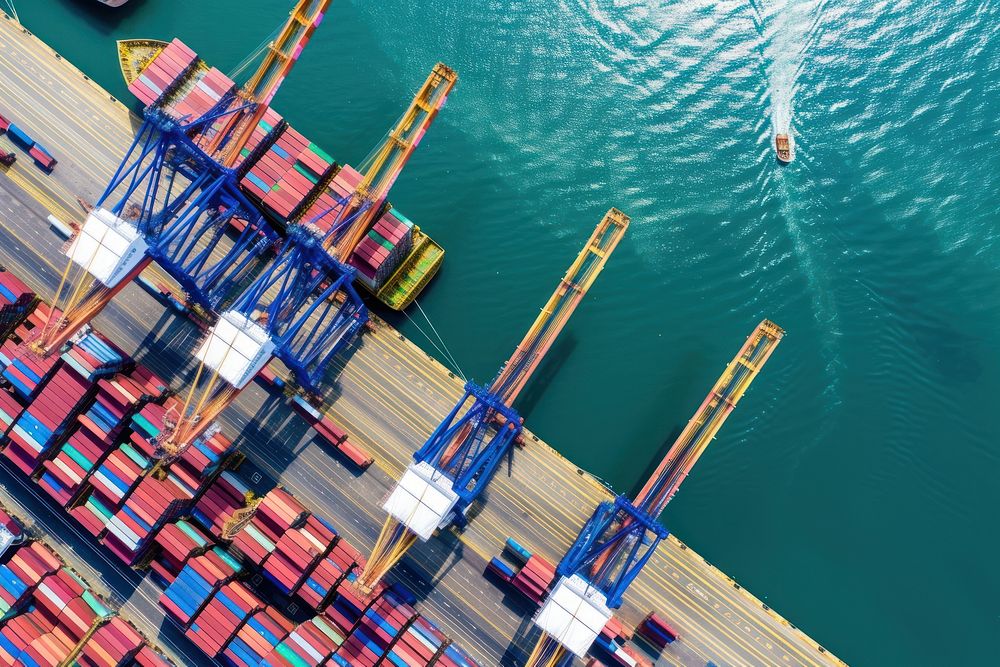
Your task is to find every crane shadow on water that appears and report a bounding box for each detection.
[512,335,578,421]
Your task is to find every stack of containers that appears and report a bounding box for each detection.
[637,612,678,648]
[172,429,236,492]
[0,566,114,666]
[148,519,213,585]
[331,590,417,666]
[159,547,242,627]
[129,401,174,459]
[0,542,60,619]
[71,442,151,537]
[600,617,632,647]
[437,641,483,667]
[259,135,333,221]
[240,126,302,212]
[74,616,146,666]
[38,425,109,506]
[348,208,415,292]
[192,471,250,538]
[0,300,59,351]
[323,582,370,639]
[127,365,169,402]
[262,513,337,596]
[128,38,198,107]
[163,67,236,122]
[0,347,59,400]
[510,554,556,604]
[292,539,360,612]
[4,365,93,475]
[382,615,446,666]
[184,581,264,658]
[400,617,452,666]
[265,615,344,666]
[61,332,130,382]
[257,129,311,220]
[0,268,37,340]
[290,396,374,470]
[101,475,192,565]
[233,107,284,171]
[133,645,174,666]
[229,488,308,567]
[0,388,22,437]
[593,639,651,667]
[221,606,294,667]
[300,165,364,234]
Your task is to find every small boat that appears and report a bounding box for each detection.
[775,133,793,163]
[97,0,130,6]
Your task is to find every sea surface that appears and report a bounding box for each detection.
[10,0,1000,664]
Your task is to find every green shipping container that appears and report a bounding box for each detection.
[368,230,394,251]
[294,162,320,184]
[307,142,333,164]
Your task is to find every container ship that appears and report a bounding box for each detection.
[117,39,445,311]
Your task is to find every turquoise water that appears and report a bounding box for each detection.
[13,1,1000,664]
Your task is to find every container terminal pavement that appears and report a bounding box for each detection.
[0,11,843,667]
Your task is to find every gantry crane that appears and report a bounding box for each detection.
[153,223,367,459]
[152,63,458,460]
[312,63,457,263]
[355,209,630,594]
[525,320,785,666]
[24,0,331,357]
[30,122,278,357]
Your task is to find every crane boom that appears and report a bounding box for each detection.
[212,0,332,165]
[357,209,628,595]
[491,208,629,406]
[526,321,784,663]
[634,319,784,518]
[330,63,457,261]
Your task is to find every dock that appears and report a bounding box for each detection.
[0,13,843,666]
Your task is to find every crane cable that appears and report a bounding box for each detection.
[401,297,466,382]
[2,1,19,23]
[227,23,282,82]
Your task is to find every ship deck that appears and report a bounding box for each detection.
[0,14,843,667]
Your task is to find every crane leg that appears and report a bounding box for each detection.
[524,633,570,667]
[355,517,418,595]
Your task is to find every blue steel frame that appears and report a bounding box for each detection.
[98,105,368,386]
[301,190,373,247]
[413,381,522,525]
[228,225,367,392]
[97,118,280,310]
[557,496,669,609]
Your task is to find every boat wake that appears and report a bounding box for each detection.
[753,0,826,149]
[753,0,844,455]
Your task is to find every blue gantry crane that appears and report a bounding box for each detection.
[525,320,785,666]
[32,0,332,355]
[356,209,631,594]
[162,62,459,456]
[33,118,278,355]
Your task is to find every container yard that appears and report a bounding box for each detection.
[0,4,844,667]
[0,502,173,666]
